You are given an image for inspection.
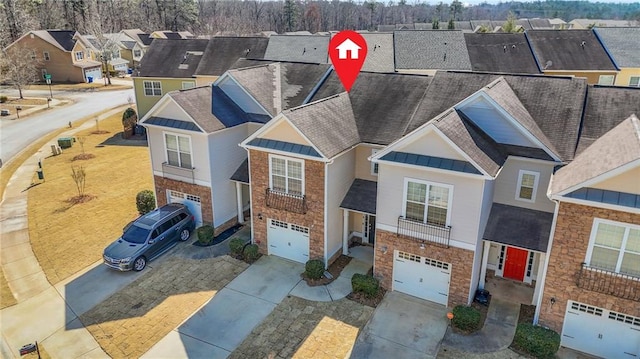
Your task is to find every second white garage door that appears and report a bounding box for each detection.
[168,190,203,226]
[267,219,309,264]
[562,301,640,358]
[393,251,450,305]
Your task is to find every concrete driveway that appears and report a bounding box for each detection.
[142,256,304,358]
[350,291,449,359]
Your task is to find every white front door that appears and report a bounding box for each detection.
[562,301,640,358]
[392,251,450,305]
[267,219,310,264]
[167,190,203,226]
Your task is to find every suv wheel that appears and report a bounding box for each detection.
[133,256,147,271]
[179,229,190,241]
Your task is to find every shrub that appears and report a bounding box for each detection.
[305,259,325,279]
[351,274,379,298]
[452,305,481,332]
[135,190,155,215]
[229,238,245,256]
[196,226,214,244]
[0,95,7,103]
[243,244,260,262]
[513,323,560,359]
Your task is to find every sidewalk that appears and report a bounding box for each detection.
[0,106,130,358]
[0,98,67,121]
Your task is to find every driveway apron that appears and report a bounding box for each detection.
[350,291,449,359]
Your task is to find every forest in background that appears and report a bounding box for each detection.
[2,0,640,47]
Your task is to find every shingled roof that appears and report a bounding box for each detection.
[29,30,76,52]
[194,37,269,76]
[263,35,330,63]
[168,86,226,133]
[138,39,209,77]
[526,30,617,71]
[464,33,540,74]
[361,33,395,73]
[394,30,472,70]
[594,27,640,68]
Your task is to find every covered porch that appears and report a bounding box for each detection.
[231,159,251,224]
[339,179,377,261]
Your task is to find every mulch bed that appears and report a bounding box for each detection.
[193,224,243,247]
[347,287,386,308]
[72,153,96,161]
[66,194,96,204]
[302,255,352,286]
[517,304,536,324]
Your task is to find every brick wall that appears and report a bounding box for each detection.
[249,150,326,262]
[374,229,475,307]
[154,175,214,226]
[538,202,640,332]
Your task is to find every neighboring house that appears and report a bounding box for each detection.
[464,33,541,74]
[262,35,330,63]
[139,61,331,234]
[4,30,101,83]
[394,30,472,74]
[360,33,395,73]
[594,27,640,87]
[121,29,154,67]
[526,30,618,84]
[104,32,144,71]
[74,33,130,75]
[569,18,639,29]
[150,30,193,39]
[134,39,209,118]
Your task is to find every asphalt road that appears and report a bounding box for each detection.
[0,87,134,165]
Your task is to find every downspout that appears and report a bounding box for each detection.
[324,160,329,268]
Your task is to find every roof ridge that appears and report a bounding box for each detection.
[286,92,348,113]
[631,114,640,148]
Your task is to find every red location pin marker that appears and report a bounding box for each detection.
[329,30,367,92]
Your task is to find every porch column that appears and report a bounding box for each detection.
[532,253,546,305]
[479,241,491,290]
[343,209,349,255]
[236,182,244,224]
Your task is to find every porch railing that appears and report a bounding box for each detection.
[576,263,640,302]
[397,216,451,248]
[265,188,307,214]
[162,162,195,184]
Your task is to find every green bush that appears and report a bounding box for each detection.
[196,226,214,244]
[305,259,325,279]
[229,238,245,256]
[243,244,260,262]
[452,305,482,332]
[0,95,7,103]
[513,323,560,359]
[351,274,380,298]
[135,190,155,215]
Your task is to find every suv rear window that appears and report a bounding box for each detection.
[122,225,151,244]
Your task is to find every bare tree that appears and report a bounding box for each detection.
[71,165,87,198]
[0,45,42,99]
[85,8,121,86]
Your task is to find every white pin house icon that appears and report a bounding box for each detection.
[336,38,361,60]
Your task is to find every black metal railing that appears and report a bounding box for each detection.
[162,162,195,184]
[397,216,451,248]
[576,263,640,302]
[265,188,307,214]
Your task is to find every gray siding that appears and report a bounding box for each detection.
[354,145,381,182]
[493,157,555,213]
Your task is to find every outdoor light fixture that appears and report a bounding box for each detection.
[420,243,425,250]
[379,245,388,254]
[550,297,556,307]
[258,213,263,220]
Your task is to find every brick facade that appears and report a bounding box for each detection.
[249,150,326,263]
[538,201,640,332]
[374,229,475,307]
[154,175,214,226]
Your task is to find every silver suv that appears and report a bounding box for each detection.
[103,204,195,271]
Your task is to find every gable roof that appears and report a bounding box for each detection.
[527,18,552,29]
[194,37,269,76]
[283,93,360,158]
[576,86,640,154]
[23,30,77,52]
[526,30,617,71]
[168,86,227,133]
[137,39,209,78]
[263,35,330,63]
[464,33,540,74]
[360,33,395,72]
[551,114,640,195]
[594,27,640,68]
[394,30,472,70]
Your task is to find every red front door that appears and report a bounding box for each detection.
[504,247,528,281]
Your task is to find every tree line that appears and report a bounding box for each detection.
[1,0,640,48]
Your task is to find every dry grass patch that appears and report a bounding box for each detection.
[80,256,248,359]
[27,113,153,284]
[28,83,131,92]
[1,97,48,106]
[1,271,17,309]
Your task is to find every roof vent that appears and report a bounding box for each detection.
[544,60,553,70]
[580,41,586,47]
[512,44,516,49]
[302,47,306,55]
[244,48,251,56]
[503,45,507,52]
[373,44,380,51]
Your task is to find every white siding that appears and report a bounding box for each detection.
[493,157,555,213]
[325,149,356,263]
[376,163,485,247]
[209,124,257,228]
[354,144,382,182]
[154,99,191,120]
[400,131,466,161]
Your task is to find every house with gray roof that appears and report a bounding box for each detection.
[360,33,395,73]
[394,30,472,74]
[464,33,540,74]
[594,27,640,87]
[263,35,330,64]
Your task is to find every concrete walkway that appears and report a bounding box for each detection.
[441,297,520,353]
[0,106,133,358]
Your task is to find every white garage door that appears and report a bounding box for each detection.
[267,219,309,264]
[84,67,102,81]
[167,190,203,226]
[393,251,450,305]
[562,301,640,358]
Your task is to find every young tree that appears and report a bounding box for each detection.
[71,165,87,198]
[0,45,42,99]
[447,18,455,29]
[432,18,439,29]
[502,11,521,33]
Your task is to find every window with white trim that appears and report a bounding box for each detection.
[164,133,192,169]
[403,179,452,227]
[182,81,195,90]
[630,76,640,88]
[516,170,539,202]
[269,155,303,195]
[133,49,142,57]
[598,75,615,86]
[586,219,640,277]
[143,80,162,96]
[43,51,50,61]
[75,51,84,61]
[371,149,379,175]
